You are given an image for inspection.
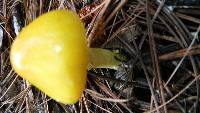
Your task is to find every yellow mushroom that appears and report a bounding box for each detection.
[10,10,125,104]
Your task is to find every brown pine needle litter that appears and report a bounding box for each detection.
[1,0,200,113]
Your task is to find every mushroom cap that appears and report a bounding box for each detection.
[10,10,88,104]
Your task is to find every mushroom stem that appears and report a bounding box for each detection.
[88,48,126,70]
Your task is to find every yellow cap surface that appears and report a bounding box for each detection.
[10,10,88,104]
